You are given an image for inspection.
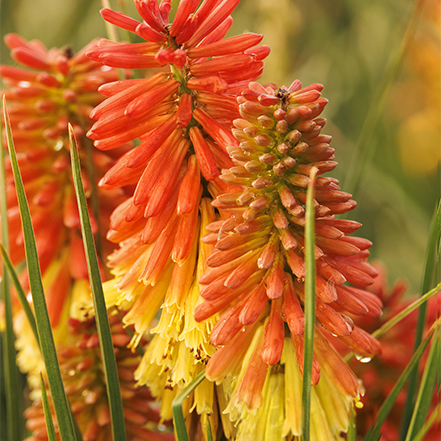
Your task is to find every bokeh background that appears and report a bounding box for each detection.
[1,0,439,334]
[0,0,440,438]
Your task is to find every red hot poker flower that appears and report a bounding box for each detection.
[0,34,126,326]
[197,80,382,409]
[86,0,269,266]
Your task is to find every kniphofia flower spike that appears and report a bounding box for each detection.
[197,80,383,439]
[0,34,127,386]
[84,0,268,423]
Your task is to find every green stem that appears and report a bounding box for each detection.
[301,167,317,441]
[172,370,206,441]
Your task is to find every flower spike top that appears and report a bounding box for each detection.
[0,35,125,325]
[86,0,269,259]
[198,80,382,408]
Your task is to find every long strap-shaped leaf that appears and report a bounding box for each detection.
[400,200,441,439]
[40,373,57,441]
[172,369,207,441]
[0,101,23,441]
[3,98,77,440]
[68,125,127,441]
[364,324,437,441]
[301,167,317,441]
[0,243,40,347]
[404,321,440,440]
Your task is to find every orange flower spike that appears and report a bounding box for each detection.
[206,320,259,384]
[290,333,321,386]
[314,328,362,399]
[176,93,193,127]
[261,298,285,365]
[230,327,269,410]
[283,274,305,335]
[177,155,201,216]
[172,187,202,264]
[189,126,220,181]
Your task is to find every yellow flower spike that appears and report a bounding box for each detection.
[217,383,237,440]
[180,281,216,358]
[192,375,215,416]
[163,229,199,310]
[224,324,266,417]
[135,335,171,387]
[263,373,285,441]
[160,387,178,422]
[309,387,335,441]
[282,337,302,437]
[151,304,183,339]
[172,340,200,387]
[123,263,174,348]
[315,370,351,434]
[14,310,44,395]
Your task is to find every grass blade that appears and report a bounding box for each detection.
[411,401,441,441]
[405,320,440,440]
[3,98,76,440]
[364,324,437,441]
[0,108,23,441]
[400,200,441,439]
[0,243,40,347]
[301,167,317,441]
[347,409,356,441]
[206,418,213,441]
[172,370,206,441]
[40,373,57,441]
[372,282,441,340]
[69,125,127,441]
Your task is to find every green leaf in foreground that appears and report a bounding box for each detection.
[301,167,317,441]
[364,325,436,441]
[3,97,76,441]
[206,418,213,441]
[0,243,40,347]
[172,370,207,441]
[0,115,23,441]
[69,125,127,441]
[405,321,440,440]
[40,373,57,441]
[400,200,441,439]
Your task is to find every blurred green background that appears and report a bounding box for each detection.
[1,0,439,294]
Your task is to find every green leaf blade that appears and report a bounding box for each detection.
[172,369,206,441]
[0,109,24,441]
[40,373,58,441]
[301,167,317,441]
[400,200,441,439]
[68,125,127,441]
[364,326,436,441]
[3,98,76,441]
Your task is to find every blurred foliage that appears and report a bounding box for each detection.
[1,0,439,296]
